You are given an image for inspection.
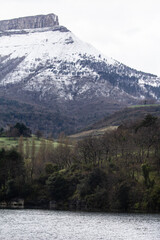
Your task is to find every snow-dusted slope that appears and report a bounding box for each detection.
[0,26,114,100]
[0,25,160,103]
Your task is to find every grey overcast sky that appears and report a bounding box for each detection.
[0,0,160,76]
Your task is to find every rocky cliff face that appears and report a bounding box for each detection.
[0,14,59,31]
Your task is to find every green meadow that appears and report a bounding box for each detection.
[0,136,59,151]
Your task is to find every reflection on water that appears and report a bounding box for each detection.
[0,209,160,240]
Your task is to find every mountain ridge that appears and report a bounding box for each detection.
[0,14,160,134]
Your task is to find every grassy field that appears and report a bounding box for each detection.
[0,136,58,151]
[128,104,160,108]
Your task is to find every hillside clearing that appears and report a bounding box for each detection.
[68,126,117,141]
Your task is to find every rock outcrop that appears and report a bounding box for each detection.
[0,13,59,31]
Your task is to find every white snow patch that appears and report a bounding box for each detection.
[0,28,109,87]
[138,77,160,87]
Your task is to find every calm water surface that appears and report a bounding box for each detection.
[0,209,159,240]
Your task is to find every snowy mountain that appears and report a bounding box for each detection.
[0,14,160,134]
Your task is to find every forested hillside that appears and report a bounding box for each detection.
[0,115,160,212]
[0,98,74,136]
[88,104,160,130]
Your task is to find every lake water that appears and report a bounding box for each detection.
[0,209,159,240]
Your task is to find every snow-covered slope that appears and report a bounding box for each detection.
[0,26,113,99]
[0,24,160,103]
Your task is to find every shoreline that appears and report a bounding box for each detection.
[0,204,159,214]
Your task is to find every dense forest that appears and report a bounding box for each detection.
[0,114,160,212]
